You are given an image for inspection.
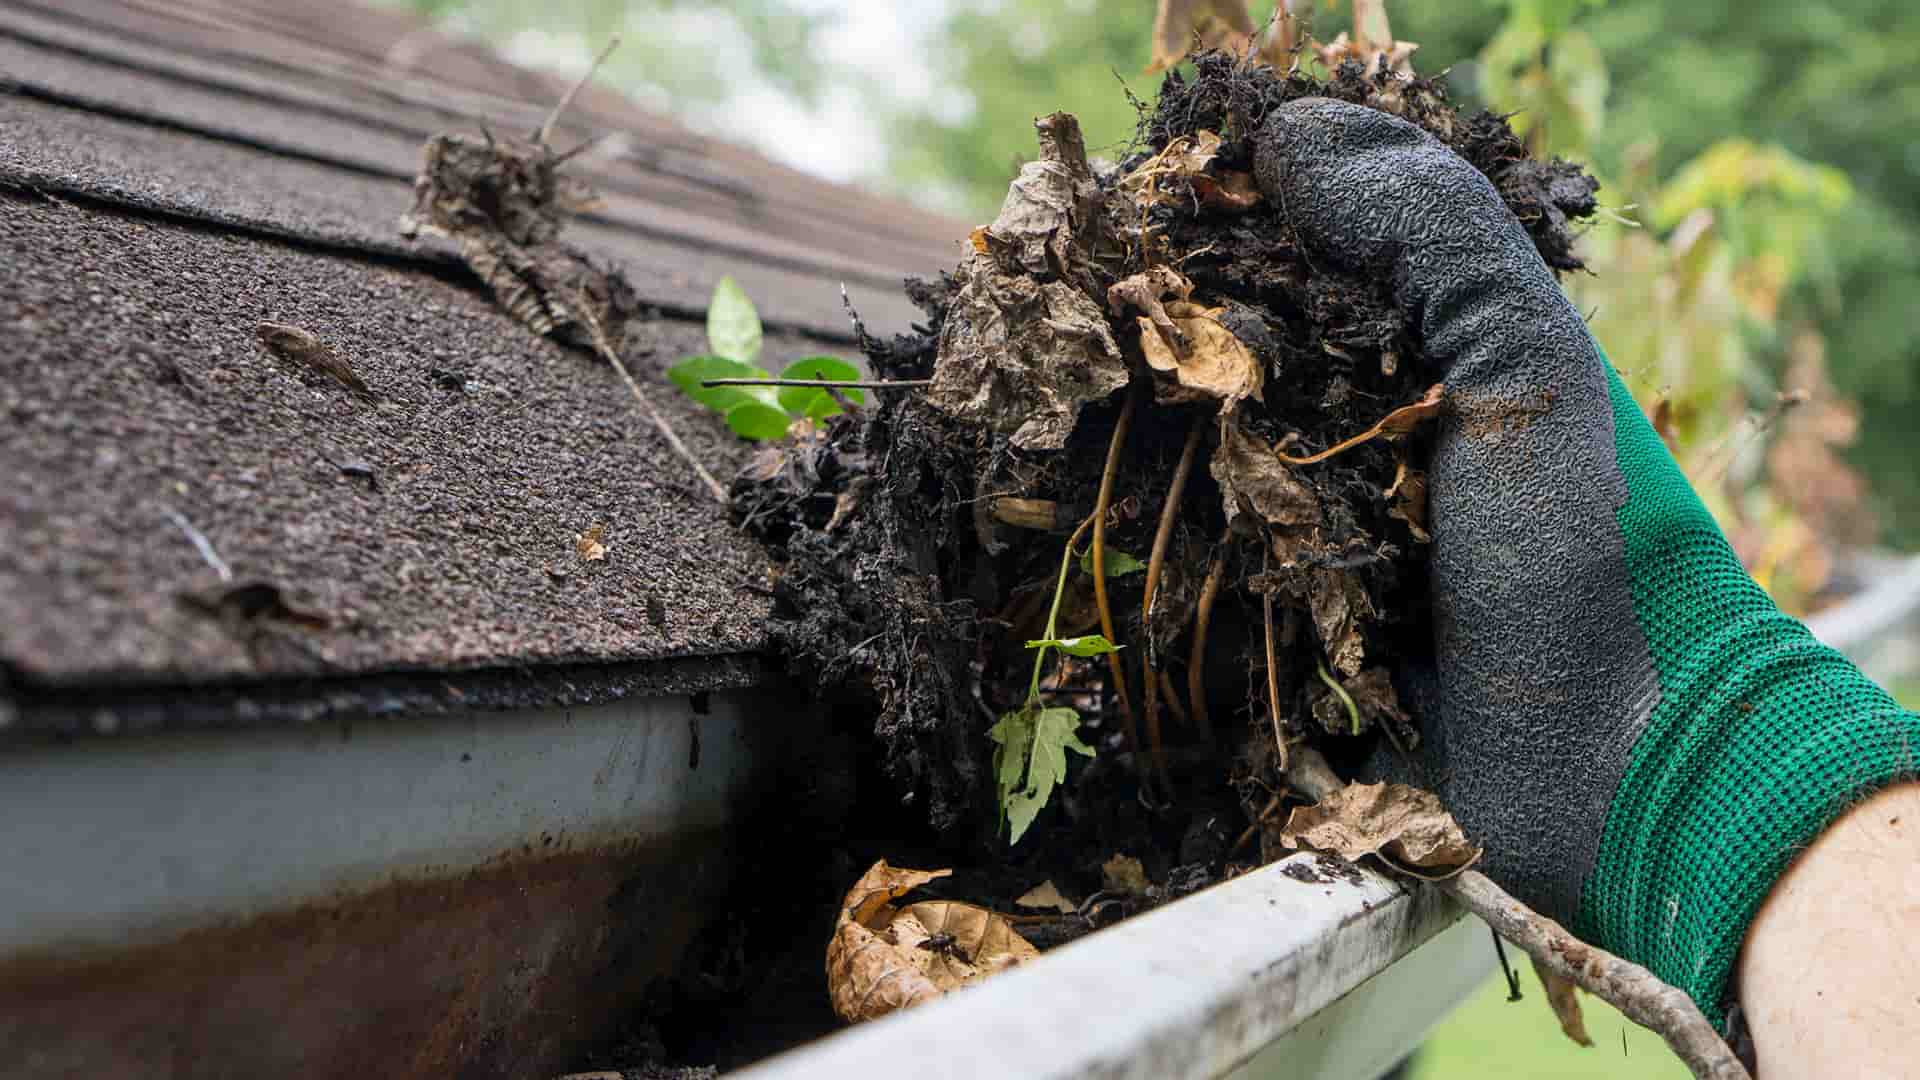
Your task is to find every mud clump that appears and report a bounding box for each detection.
[731,55,1599,879]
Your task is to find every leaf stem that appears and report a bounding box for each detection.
[1316,660,1361,736]
[701,377,932,389]
[1030,514,1098,702]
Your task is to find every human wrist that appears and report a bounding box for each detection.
[1736,782,1920,1078]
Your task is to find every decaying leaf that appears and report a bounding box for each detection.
[1314,31,1420,79]
[1107,266,1194,356]
[1385,459,1431,543]
[1101,854,1150,896]
[1119,130,1224,211]
[1210,423,1321,532]
[1146,0,1255,73]
[1307,568,1373,677]
[1533,958,1595,1047]
[1136,301,1264,410]
[928,272,1127,451]
[825,859,1038,1023]
[974,112,1101,284]
[928,113,1127,451]
[1278,782,1482,880]
[1190,170,1262,212]
[1016,880,1078,914]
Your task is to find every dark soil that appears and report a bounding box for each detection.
[601,55,1599,1074]
[738,53,1594,858]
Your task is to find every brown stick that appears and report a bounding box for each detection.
[1185,530,1231,746]
[577,298,728,503]
[1093,385,1143,770]
[1283,748,1750,1080]
[1140,412,1207,785]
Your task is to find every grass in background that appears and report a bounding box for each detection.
[1412,969,1691,1080]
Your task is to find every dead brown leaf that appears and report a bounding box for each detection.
[825,859,1037,1024]
[1306,568,1373,676]
[975,112,1100,284]
[1119,130,1224,210]
[929,272,1126,451]
[1147,0,1256,73]
[1136,302,1265,410]
[928,113,1127,451]
[1385,459,1431,543]
[1191,170,1262,212]
[1015,880,1078,914]
[1107,266,1195,356]
[1211,423,1322,532]
[1313,31,1420,78]
[1278,782,1482,880]
[1533,957,1595,1047]
[575,523,607,562]
[1101,854,1150,896]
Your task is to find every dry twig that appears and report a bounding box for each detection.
[1282,748,1750,1080]
[577,302,728,502]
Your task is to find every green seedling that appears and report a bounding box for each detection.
[989,530,1141,844]
[666,276,865,440]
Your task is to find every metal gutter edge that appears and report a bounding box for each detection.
[0,688,799,1078]
[738,853,1484,1080]
[1806,555,1920,676]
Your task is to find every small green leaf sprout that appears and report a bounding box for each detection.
[666,276,866,440]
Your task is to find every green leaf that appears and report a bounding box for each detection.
[1025,634,1121,657]
[1006,789,1047,845]
[1078,547,1146,578]
[776,356,868,420]
[706,276,762,366]
[1002,706,1094,845]
[725,400,792,441]
[667,354,777,413]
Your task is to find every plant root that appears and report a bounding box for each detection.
[1140,410,1207,788]
[1186,531,1230,747]
[1093,383,1144,771]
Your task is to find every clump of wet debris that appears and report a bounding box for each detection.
[733,51,1598,898]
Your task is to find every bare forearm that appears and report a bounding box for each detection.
[1738,781,1920,1077]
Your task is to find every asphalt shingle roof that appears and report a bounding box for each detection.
[0,0,964,702]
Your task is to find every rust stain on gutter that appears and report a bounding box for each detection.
[0,831,733,1079]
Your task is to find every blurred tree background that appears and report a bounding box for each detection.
[393,0,1920,586]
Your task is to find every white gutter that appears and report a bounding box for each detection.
[739,854,1486,1080]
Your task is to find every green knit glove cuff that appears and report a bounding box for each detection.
[1575,364,1920,1026]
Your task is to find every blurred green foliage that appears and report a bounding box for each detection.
[392,0,829,107]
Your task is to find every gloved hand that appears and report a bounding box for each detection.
[1251,97,1920,1024]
